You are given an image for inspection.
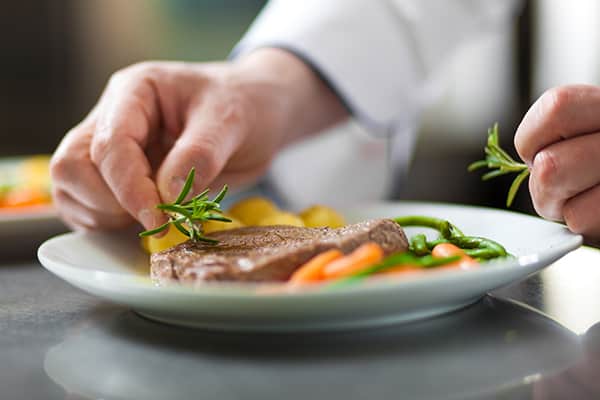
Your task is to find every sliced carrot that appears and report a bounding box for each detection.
[289,249,344,284]
[431,243,478,269]
[322,242,384,279]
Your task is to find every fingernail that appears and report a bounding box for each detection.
[138,208,155,230]
[526,160,533,169]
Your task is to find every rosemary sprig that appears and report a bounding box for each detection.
[468,123,530,207]
[139,168,230,243]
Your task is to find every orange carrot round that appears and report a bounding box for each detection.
[289,249,343,284]
[322,242,384,279]
[431,243,478,269]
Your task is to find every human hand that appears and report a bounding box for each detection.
[50,49,348,231]
[515,85,600,243]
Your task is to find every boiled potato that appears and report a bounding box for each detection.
[258,211,305,227]
[300,205,345,228]
[141,226,188,254]
[228,196,279,226]
[203,214,245,234]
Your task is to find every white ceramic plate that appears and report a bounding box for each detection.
[37,202,582,331]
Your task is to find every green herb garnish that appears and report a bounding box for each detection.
[468,123,530,207]
[139,168,230,243]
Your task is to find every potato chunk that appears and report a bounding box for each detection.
[300,205,345,228]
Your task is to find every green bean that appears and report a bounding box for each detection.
[464,248,503,260]
[410,234,430,256]
[450,236,508,258]
[394,216,464,238]
[394,215,509,260]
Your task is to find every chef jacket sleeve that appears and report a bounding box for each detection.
[232,0,521,134]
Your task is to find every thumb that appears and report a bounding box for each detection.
[156,110,244,202]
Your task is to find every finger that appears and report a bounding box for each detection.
[515,85,600,164]
[53,189,133,230]
[51,128,126,215]
[529,132,600,221]
[90,70,167,230]
[156,98,246,202]
[563,184,600,241]
[528,173,563,222]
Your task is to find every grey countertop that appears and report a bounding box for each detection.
[2,247,600,400]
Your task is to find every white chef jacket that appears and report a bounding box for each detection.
[233,0,520,208]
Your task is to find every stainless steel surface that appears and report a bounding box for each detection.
[2,247,600,399]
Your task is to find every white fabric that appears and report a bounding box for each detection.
[233,0,520,207]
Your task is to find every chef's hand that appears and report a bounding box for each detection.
[515,84,600,243]
[50,49,348,231]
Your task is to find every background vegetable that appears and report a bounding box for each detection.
[300,205,346,228]
[0,155,52,209]
[203,214,245,234]
[228,197,279,226]
[258,212,305,227]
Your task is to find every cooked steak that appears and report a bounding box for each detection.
[150,218,408,285]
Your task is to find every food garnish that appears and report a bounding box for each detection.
[468,123,530,207]
[139,168,230,243]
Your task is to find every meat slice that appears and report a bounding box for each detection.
[150,218,408,285]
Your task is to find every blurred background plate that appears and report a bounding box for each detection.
[0,156,67,259]
[0,205,66,259]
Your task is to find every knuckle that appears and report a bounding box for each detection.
[537,86,577,135]
[89,135,112,166]
[109,61,163,87]
[540,86,572,117]
[51,188,67,208]
[107,68,129,87]
[217,80,254,125]
[49,154,71,181]
[220,94,249,126]
[128,61,163,76]
[185,141,221,177]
